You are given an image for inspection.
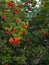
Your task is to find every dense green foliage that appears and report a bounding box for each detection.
[0,0,49,65]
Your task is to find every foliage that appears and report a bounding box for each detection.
[0,0,49,65]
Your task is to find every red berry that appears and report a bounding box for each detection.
[43,31,48,36]
[14,38,19,45]
[14,10,19,14]
[13,29,18,33]
[16,20,19,23]
[23,25,29,29]
[4,63,8,65]
[9,38,14,44]
[8,2,14,7]
[17,4,22,8]
[22,31,26,35]
[6,31,12,35]
[2,15,6,19]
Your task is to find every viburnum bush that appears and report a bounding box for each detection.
[0,1,37,65]
[0,0,49,65]
[0,0,37,46]
[1,1,29,45]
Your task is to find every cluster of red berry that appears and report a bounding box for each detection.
[1,1,29,45]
